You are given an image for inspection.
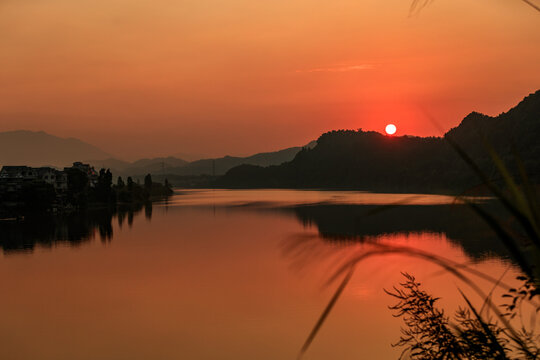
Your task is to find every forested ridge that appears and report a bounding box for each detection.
[219,90,540,192]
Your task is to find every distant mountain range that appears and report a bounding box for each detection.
[89,157,190,177]
[158,142,317,177]
[219,89,540,192]
[92,142,317,178]
[0,130,111,168]
[0,129,316,178]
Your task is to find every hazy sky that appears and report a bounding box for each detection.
[1,0,539,160]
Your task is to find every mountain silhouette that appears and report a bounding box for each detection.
[96,141,317,178]
[0,130,111,168]
[1,129,315,178]
[165,141,317,176]
[90,156,190,176]
[219,90,540,192]
[171,152,207,162]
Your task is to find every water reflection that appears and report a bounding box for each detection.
[0,190,511,265]
[286,203,510,261]
[0,190,526,360]
[0,203,150,254]
[280,218,527,359]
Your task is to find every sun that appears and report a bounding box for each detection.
[385,124,397,135]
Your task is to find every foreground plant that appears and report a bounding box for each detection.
[409,0,540,14]
[386,273,540,359]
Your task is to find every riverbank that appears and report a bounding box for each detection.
[0,165,173,218]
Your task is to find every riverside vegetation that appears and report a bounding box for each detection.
[0,168,172,218]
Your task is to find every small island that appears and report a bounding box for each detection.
[0,162,173,219]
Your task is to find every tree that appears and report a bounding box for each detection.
[144,174,152,191]
[94,168,113,203]
[117,176,125,188]
[127,176,134,191]
[21,181,56,214]
[65,167,89,207]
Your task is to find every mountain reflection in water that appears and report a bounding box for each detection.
[1,189,509,264]
[287,203,509,261]
[171,189,511,263]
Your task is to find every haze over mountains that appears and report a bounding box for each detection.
[0,129,316,177]
[156,143,317,177]
[89,142,316,177]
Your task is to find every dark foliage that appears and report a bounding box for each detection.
[0,180,57,217]
[20,181,56,214]
[115,172,172,204]
[144,173,152,191]
[117,176,125,188]
[1,167,172,218]
[387,273,510,359]
[65,167,89,207]
[92,169,114,203]
[127,176,134,190]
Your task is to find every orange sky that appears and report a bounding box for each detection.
[0,0,539,160]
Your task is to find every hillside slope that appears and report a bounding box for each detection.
[219,90,540,191]
[140,141,317,177]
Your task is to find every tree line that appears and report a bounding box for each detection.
[0,169,173,217]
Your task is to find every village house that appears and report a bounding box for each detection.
[0,166,38,180]
[0,166,39,192]
[0,162,105,217]
[0,162,97,194]
[67,162,99,188]
[36,167,68,191]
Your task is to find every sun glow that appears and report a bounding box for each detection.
[385,124,397,135]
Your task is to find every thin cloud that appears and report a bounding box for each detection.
[296,64,375,73]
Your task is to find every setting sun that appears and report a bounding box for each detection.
[385,124,397,135]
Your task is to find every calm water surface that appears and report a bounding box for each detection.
[0,189,520,360]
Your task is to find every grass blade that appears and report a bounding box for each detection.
[298,265,355,359]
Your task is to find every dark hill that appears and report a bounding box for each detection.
[219,90,540,192]
[153,141,317,177]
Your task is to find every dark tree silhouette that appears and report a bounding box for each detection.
[117,176,125,188]
[144,174,152,190]
[127,176,134,191]
[65,167,89,207]
[94,168,114,203]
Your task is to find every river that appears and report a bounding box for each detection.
[0,189,520,359]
